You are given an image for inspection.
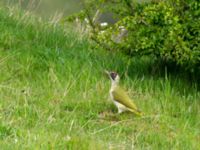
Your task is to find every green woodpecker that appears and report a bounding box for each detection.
[105,70,143,116]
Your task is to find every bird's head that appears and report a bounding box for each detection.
[104,70,120,84]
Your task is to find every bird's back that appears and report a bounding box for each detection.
[111,86,139,111]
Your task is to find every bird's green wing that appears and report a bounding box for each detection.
[112,86,139,111]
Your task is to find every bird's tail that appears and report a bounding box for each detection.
[128,108,144,116]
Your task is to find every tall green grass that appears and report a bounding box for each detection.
[0,7,199,149]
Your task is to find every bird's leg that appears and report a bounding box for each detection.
[114,101,127,114]
[118,107,125,114]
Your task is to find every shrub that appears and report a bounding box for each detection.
[68,0,200,72]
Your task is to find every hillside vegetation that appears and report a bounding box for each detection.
[71,0,200,72]
[0,7,200,149]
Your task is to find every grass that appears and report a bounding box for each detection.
[0,6,200,150]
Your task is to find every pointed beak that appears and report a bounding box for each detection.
[104,70,110,78]
[104,70,109,75]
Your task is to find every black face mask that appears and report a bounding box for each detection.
[110,72,117,80]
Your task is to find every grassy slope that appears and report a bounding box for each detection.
[0,7,199,150]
